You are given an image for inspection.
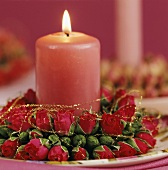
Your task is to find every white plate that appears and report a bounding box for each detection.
[141,97,168,115]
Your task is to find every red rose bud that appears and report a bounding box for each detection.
[101,87,113,103]
[54,110,75,136]
[114,89,126,100]
[24,89,36,104]
[0,96,27,125]
[24,138,49,160]
[93,145,115,159]
[15,145,29,160]
[113,141,137,158]
[36,109,52,131]
[72,146,89,160]
[100,113,124,135]
[8,106,33,132]
[1,138,20,158]
[142,116,159,136]
[76,112,99,135]
[118,95,135,108]
[113,105,136,122]
[126,138,149,155]
[48,145,69,161]
[136,132,156,148]
[134,138,149,154]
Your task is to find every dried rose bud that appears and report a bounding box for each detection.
[126,138,149,155]
[15,145,29,160]
[117,95,135,108]
[36,109,52,131]
[93,145,114,159]
[71,146,89,160]
[101,87,113,105]
[7,106,33,132]
[134,138,149,154]
[136,132,156,148]
[113,105,135,122]
[24,138,50,160]
[1,137,20,158]
[48,145,69,161]
[100,113,124,136]
[114,89,126,100]
[113,141,137,158]
[142,116,159,136]
[75,112,99,135]
[54,110,75,136]
[24,89,36,104]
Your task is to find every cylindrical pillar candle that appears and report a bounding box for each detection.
[115,0,143,66]
[36,11,100,115]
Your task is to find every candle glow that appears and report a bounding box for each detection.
[62,10,72,35]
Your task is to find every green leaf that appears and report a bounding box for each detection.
[121,120,127,128]
[126,138,140,152]
[75,122,86,135]
[68,122,75,136]
[48,134,60,145]
[93,145,105,152]
[60,137,71,148]
[40,138,51,149]
[0,139,5,145]
[111,145,120,150]
[61,145,69,153]
[87,136,100,149]
[72,146,80,153]
[72,135,86,147]
[19,132,29,144]
[10,136,18,141]
[91,121,99,135]
[99,135,114,146]
[16,145,25,152]
[11,131,19,137]
[0,127,12,138]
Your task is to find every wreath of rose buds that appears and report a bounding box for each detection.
[0,88,159,161]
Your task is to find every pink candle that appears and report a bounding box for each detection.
[35,10,100,115]
[115,0,143,66]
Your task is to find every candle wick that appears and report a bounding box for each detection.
[65,33,69,37]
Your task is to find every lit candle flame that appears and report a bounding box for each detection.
[62,10,72,36]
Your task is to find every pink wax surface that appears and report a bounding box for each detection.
[36,32,100,115]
